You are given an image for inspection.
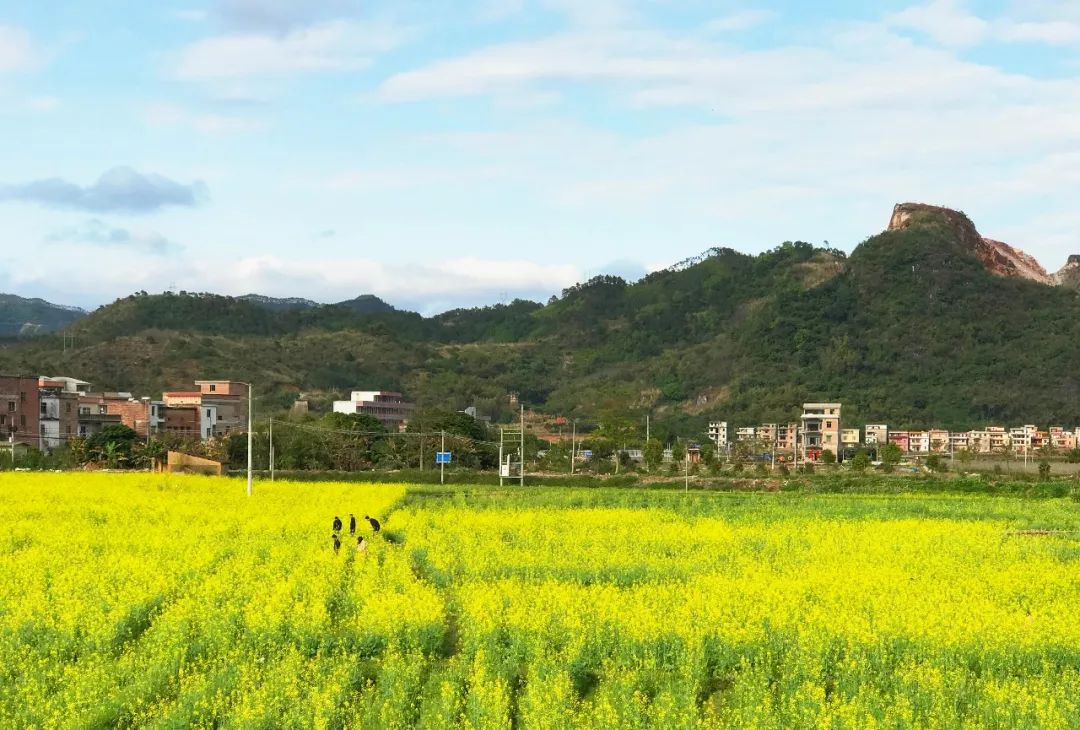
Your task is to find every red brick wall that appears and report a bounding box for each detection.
[105,400,151,437]
[0,376,40,447]
[163,406,199,438]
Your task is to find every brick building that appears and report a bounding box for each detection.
[0,375,40,447]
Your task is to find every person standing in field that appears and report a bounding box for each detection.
[349,514,357,535]
[332,534,341,554]
[356,536,367,556]
[333,515,342,533]
[365,515,381,533]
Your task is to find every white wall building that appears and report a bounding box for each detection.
[200,404,218,441]
[707,421,728,448]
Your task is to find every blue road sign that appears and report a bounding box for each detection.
[436,451,452,464]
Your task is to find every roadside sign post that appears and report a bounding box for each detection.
[436,431,453,485]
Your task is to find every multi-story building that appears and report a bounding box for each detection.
[968,430,990,454]
[987,427,1009,453]
[908,431,930,453]
[332,390,413,431]
[77,395,123,438]
[841,429,861,447]
[1050,427,1076,451]
[928,429,950,453]
[864,424,888,446]
[162,405,200,438]
[0,375,40,447]
[37,378,79,450]
[1008,426,1033,454]
[776,423,799,452]
[949,431,971,453]
[756,424,778,447]
[163,381,249,440]
[735,426,757,442]
[707,421,728,449]
[888,430,910,452]
[194,381,249,436]
[801,403,841,461]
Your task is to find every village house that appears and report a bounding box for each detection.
[0,375,40,448]
[908,431,930,454]
[332,390,413,431]
[776,423,798,452]
[801,403,841,461]
[864,424,888,446]
[707,421,729,449]
[928,429,950,453]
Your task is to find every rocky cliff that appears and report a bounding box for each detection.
[1057,255,1080,290]
[888,203,1057,285]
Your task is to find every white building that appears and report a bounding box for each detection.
[736,427,757,441]
[707,421,728,448]
[332,390,415,430]
[200,404,218,441]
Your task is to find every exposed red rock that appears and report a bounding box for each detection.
[888,203,1055,285]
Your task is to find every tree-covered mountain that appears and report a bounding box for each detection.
[1,205,1078,437]
[0,295,86,336]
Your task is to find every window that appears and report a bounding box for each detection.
[206,409,211,419]
[40,402,47,414]
[209,384,217,392]
[7,402,13,412]
[0,415,5,425]
[20,415,26,427]
[65,403,71,413]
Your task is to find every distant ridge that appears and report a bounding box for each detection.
[0,294,87,336]
[238,294,320,311]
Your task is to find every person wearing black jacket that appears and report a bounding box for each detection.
[332,534,341,554]
[364,515,381,533]
[349,514,357,535]
[332,516,342,533]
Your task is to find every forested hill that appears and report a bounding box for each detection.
[1,206,1078,434]
[0,295,85,337]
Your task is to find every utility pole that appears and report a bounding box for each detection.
[269,418,275,482]
[247,383,253,497]
[684,451,689,493]
[440,429,446,485]
[570,419,576,475]
[646,413,650,443]
[419,417,424,471]
[520,403,525,488]
[499,427,505,487]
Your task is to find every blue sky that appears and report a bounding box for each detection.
[2,0,1080,313]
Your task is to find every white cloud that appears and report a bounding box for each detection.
[0,25,35,73]
[47,219,182,256]
[216,0,361,32]
[172,8,209,22]
[704,10,776,33]
[887,0,989,47]
[6,253,581,314]
[144,103,263,136]
[476,0,526,22]
[174,19,403,81]
[25,95,60,111]
[997,19,1080,44]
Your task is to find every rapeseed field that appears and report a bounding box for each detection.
[1,474,1078,728]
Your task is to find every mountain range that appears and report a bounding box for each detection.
[1,202,1078,436]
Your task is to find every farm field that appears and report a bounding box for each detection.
[1,475,1079,728]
